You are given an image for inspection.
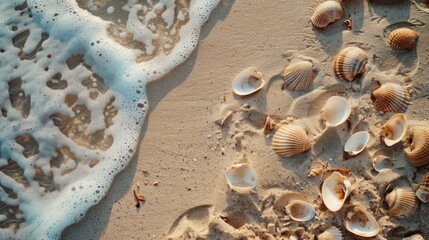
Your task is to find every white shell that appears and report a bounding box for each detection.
[345,206,380,237]
[318,226,344,240]
[232,67,265,96]
[333,47,368,81]
[281,61,314,91]
[285,199,316,222]
[272,124,311,157]
[372,155,393,172]
[322,172,352,212]
[320,96,351,126]
[310,1,343,28]
[224,163,258,191]
[344,131,370,155]
[379,113,408,146]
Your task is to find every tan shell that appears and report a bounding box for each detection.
[379,113,408,146]
[281,61,314,91]
[318,226,344,240]
[311,1,343,28]
[333,47,368,81]
[416,173,429,203]
[272,124,311,157]
[372,83,411,113]
[285,199,316,222]
[307,166,325,178]
[404,126,429,167]
[388,28,419,50]
[322,172,353,212]
[345,206,380,237]
[385,187,417,219]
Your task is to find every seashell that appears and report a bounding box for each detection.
[404,126,429,167]
[322,172,353,212]
[232,67,265,96]
[372,83,411,113]
[372,155,393,172]
[333,47,368,81]
[320,96,351,126]
[307,166,325,178]
[344,131,370,156]
[318,226,344,240]
[263,115,277,133]
[281,61,314,91]
[403,234,425,240]
[416,173,429,203]
[285,199,316,222]
[379,113,408,146]
[385,187,417,219]
[224,163,258,191]
[310,1,343,28]
[272,124,311,157]
[345,206,380,237]
[388,28,419,50]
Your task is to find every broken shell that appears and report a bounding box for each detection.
[344,131,370,156]
[272,124,311,157]
[388,28,419,50]
[307,166,325,178]
[263,115,277,133]
[372,83,411,113]
[416,173,429,203]
[379,113,408,146]
[372,155,393,172]
[285,199,316,222]
[333,47,368,81]
[345,206,380,237]
[322,172,353,212]
[224,163,258,191]
[318,226,344,240]
[281,61,314,91]
[232,67,265,96]
[385,187,418,219]
[310,1,343,28]
[320,96,351,126]
[404,126,429,167]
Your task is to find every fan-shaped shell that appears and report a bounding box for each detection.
[318,226,344,240]
[322,172,353,212]
[285,199,316,222]
[344,131,370,155]
[333,47,368,81]
[372,83,411,113]
[272,125,311,157]
[404,126,429,167]
[281,61,314,91]
[388,28,419,50]
[320,96,351,126]
[385,187,417,219]
[379,113,408,146]
[311,1,343,28]
[416,173,429,203]
[372,155,393,172]
[224,163,258,191]
[232,67,265,96]
[345,206,380,237]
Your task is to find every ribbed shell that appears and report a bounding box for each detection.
[416,173,429,203]
[311,1,343,28]
[281,61,314,91]
[333,47,368,81]
[385,187,417,219]
[272,125,311,157]
[404,126,429,167]
[372,83,411,113]
[318,226,344,240]
[388,28,419,50]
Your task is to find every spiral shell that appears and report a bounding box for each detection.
[372,83,411,113]
[272,125,311,157]
[333,47,368,81]
[311,1,343,28]
[385,187,417,219]
[388,28,419,50]
[318,226,344,240]
[379,113,408,146]
[404,126,429,167]
[281,61,314,91]
[416,173,429,203]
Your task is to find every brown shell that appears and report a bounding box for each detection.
[281,61,314,91]
[404,126,429,167]
[388,28,419,50]
[333,47,368,81]
[372,83,411,113]
[385,187,418,219]
[311,1,343,28]
[272,124,311,157]
[416,173,429,203]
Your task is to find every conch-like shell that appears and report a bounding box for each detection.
[322,172,352,212]
[320,96,351,126]
[345,206,380,237]
[372,83,411,113]
[344,131,370,155]
[281,61,314,91]
[307,166,325,178]
[379,113,408,146]
[416,173,429,203]
[372,155,393,172]
[333,47,368,81]
[318,226,344,240]
[404,126,429,167]
[224,163,258,191]
[272,124,311,157]
[385,187,417,219]
[285,199,316,222]
[232,67,265,96]
[310,1,343,28]
[388,28,419,50]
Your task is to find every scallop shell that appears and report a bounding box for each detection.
[322,172,353,212]
[388,28,419,50]
[285,199,316,222]
[404,126,429,167]
[272,124,311,157]
[310,1,343,28]
[372,83,411,113]
[318,226,344,240]
[232,67,265,96]
[333,47,368,81]
[385,187,417,219]
[320,96,351,126]
[344,131,370,155]
[379,113,408,146]
[224,163,258,191]
[416,173,429,203]
[281,61,314,91]
[345,206,380,237]
[372,155,393,172]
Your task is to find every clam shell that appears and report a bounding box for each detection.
[310,1,343,28]
[345,206,380,237]
[333,47,368,81]
[388,28,419,50]
[404,126,429,167]
[318,226,344,240]
[372,155,393,172]
[344,131,370,155]
[372,83,411,113]
[224,163,258,191]
[385,187,417,219]
[322,172,352,212]
[232,67,265,96]
[416,173,429,203]
[281,61,314,91]
[379,113,408,146]
[320,96,351,126]
[285,199,316,222]
[272,124,311,157]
